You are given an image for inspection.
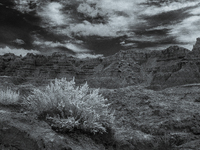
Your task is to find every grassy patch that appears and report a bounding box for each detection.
[0,88,20,105]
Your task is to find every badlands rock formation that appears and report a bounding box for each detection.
[0,38,200,89]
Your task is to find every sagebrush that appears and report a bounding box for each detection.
[0,88,20,105]
[26,78,115,134]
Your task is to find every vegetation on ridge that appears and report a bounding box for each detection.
[0,76,200,149]
[0,88,20,105]
[25,78,115,134]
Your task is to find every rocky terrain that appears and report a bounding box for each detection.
[0,77,200,150]
[1,38,200,89]
[0,38,200,150]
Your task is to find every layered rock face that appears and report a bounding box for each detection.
[1,38,200,89]
[192,38,200,53]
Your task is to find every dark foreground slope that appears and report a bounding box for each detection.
[1,38,200,89]
[0,77,200,150]
[0,104,118,150]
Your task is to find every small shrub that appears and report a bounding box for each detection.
[25,78,115,134]
[0,88,20,105]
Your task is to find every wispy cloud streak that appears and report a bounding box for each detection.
[0,46,40,56]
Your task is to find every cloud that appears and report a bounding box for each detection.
[70,21,118,37]
[32,40,103,58]
[10,0,200,54]
[120,42,137,47]
[177,44,193,50]
[14,0,40,13]
[146,25,172,31]
[169,16,200,44]
[95,0,136,15]
[140,43,192,51]
[12,39,25,45]
[37,2,68,27]
[141,44,174,51]
[70,0,143,37]
[127,34,167,42]
[14,0,143,37]
[141,1,200,49]
[0,46,40,56]
[65,43,90,53]
[75,53,103,59]
[186,5,200,15]
[77,3,100,18]
[33,40,90,53]
[142,1,200,16]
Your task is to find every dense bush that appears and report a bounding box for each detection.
[0,88,20,105]
[26,78,115,134]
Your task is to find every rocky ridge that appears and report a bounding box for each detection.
[1,38,200,89]
[1,38,200,150]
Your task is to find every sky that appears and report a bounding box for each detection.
[0,0,200,57]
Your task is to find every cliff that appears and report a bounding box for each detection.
[1,38,200,89]
[192,37,200,53]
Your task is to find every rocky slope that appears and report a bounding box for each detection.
[0,104,133,150]
[1,39,200,149]
[100,84,200,150]
[1,38,200,89]
[1,77,200,150]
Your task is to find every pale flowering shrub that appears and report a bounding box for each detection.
[26,78,115,134]
[0,88,20,105]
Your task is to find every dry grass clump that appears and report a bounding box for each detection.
[0,88,20,105]
[25,78,115,134]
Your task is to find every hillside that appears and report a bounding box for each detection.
[0,38,200,150]
[1,77,200,150]
[1,38,200,89]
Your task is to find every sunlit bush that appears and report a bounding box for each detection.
[0,88,20,105]
[26,78,115,134]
